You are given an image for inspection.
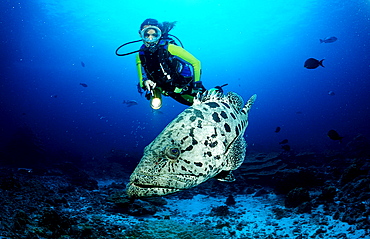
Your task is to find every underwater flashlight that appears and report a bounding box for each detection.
[150,88,162,110]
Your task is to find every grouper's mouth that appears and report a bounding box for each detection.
[126,182,181,198]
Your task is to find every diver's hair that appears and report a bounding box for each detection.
[160,21,177,35]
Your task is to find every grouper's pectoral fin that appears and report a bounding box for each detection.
[224,135,247,170]
[214,170,235,182]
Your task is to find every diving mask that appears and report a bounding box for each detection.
[140,26,162,45]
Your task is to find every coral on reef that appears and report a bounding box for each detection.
[124,219,223,239]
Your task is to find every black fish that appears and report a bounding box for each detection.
[327,130,343,142]
[320,36,337,43]
[279,139,288,144]
[80,83,88,87]
[304,58,325,69]
[275,127,281,133]
[81,61,85,67]
[281,145,291,151]
[123,100,138,107]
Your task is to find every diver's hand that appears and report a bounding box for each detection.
[143,80,156,92]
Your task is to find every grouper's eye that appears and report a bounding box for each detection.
[164,146,180,160]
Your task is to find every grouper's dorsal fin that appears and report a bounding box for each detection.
[226,92,244,111]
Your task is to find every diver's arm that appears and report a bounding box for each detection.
[167,44,201,82]
[136,54,156,91]
[136,54,145,88]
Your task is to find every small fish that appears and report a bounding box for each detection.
[296,111,303,114]
[327,130,343,142]
[81,61,85,67]
[50,94,58,98]
[279,139,288,144]
[328,91,335,96]
[281,145,291,151]
[123,100,138,107]
[80,83,88,87]
[275,127,281,133]
[304,58,325,69]
[320,36,337,44]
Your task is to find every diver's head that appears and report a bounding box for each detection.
[140,26,162,47]
[140,18,160,30]
[139,19,162,47]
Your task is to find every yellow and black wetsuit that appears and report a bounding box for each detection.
[136,41,204,106]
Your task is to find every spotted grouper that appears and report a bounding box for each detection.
[127,90,257,198]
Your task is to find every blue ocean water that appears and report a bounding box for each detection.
[1,0,369,162]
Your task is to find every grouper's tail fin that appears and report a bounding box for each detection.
[242,94,257,114]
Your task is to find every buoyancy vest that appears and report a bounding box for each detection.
[139,40,192,93]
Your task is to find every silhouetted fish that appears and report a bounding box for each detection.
[281,145,291,151]
[320,36,337,43]
[327,130,343,142]
[81,61,85,67]
[123,100,138,107]
[279,139,288,144]
[275,127,281,133]
[304,58,325,69]
[80,83,88,87]
[328,91,335,96]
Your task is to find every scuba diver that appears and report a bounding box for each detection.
[116,18,206,109]
[137,19,207,109]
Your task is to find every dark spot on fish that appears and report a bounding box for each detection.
[189,128,195,137]
[241,109,246,114]
[189,115,196,122]
[221,102,230,109]
[193,109,204,119]
[224,123,231,132]
[212,112,221,122]
[204,140,208,146]
[181,166,187,171]
[215,155,221,160]
[192,138,198,145]
[209,165,214,170]
[176,116,184,123]
[235,125,239,135]
[211,128,218,138]
[194,162,203,167]
[184,160,191,164]
[204,151,212,157]
[185,145,193,151]
[220,111,228,119]
[230,113,236,119]
[197,120,202,128]
[205,102,220,108]
[209,141,218,148]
